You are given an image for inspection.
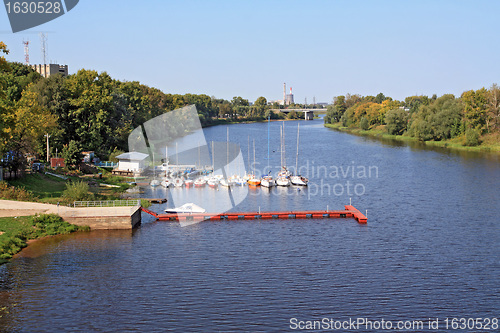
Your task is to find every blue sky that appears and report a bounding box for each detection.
[1,0,499,103]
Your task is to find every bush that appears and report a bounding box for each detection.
[360,117,369,130]
[62,181,94,203]
[464,128,481,146]
[141,199,152,208]
[0,181,37,201]
[385,108,408,135]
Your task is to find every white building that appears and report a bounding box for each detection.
[31,64,68,78]
[115,152,149,172]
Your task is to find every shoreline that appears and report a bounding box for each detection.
[204,117,305,127]
[324,123,500,155]
[0,214,89,265]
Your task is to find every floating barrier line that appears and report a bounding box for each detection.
[140,205,367,224]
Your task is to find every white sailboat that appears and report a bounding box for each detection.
[261,174,276,187]
[247,139,261,186]
[261,115,275,188]
[173,177,184,187]
[291,123,308,186]
[276,122,291,186]
[160,179,171,188]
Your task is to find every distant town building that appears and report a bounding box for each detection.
[285,87,294,105]
[31,64,68,78]
[281,83,295,105]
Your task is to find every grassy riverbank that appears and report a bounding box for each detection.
[325,123,500,154]
[4,168,132,204]
[0,214,89,264]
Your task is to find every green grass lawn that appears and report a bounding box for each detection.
[0,216,32,241]
[8,173,68,203]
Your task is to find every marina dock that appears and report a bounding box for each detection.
[141,204,367,224]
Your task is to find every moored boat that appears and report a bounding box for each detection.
[290,175,308,186]
[261,175,276,188]
[194,178,206,187]
[207,177,219,188]
[247,174,261,186]
[173,177,184,187]
[276,176,291,186]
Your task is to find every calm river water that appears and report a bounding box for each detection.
[1,118,499,332]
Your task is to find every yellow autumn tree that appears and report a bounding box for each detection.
[0,41,11,154]
[11,88,58,154]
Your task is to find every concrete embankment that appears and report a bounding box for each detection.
[0,200,141,229]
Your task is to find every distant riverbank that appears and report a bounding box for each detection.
[324,123,500,154]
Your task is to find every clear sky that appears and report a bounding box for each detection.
[1,0,499,103]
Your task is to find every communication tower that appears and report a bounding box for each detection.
[22,40,29,65]
[40,32,47,66]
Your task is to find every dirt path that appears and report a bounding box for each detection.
[0,200,59,217]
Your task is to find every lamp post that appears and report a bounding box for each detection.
[44,133,50,162]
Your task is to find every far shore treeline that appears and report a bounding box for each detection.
[324,88,500,148]
[0,42,308,176]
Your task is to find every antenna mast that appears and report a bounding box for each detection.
[22,40,30,65]
[40,33,47,66]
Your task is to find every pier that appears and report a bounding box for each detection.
[141,204,367,224]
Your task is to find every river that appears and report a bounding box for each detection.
[0,118,499,332]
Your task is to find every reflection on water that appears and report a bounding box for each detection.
[0,118,499,331]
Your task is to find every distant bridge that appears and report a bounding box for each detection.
[271,108,325,120]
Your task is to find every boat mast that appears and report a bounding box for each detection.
[282,121,286,168]
[267,115,270,168]
[295,123,300,175]
[227,127,229,176]
[197,141,200,170]
[247,136,250,175]
[253,139,256,176]
[280,123,283,169]
[176,142,179,166]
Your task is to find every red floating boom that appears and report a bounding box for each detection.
[140,205,367,224]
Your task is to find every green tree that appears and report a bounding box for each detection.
[461,88,488,131]
[65,69,115,155]
[325,95,347,123]
[231,96,249,107]
[0,42,10,154]
[360,117,369,130]
[408,94,462,141]
[375,92,386,104]
[61,140,82,167]
[254,96,267,106]
[385,108,408,135]
[487,83,500,131]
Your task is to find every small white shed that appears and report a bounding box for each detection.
[116,152,149,172]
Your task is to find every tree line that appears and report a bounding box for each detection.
[0,42,291,175]
[325,88,500,146]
